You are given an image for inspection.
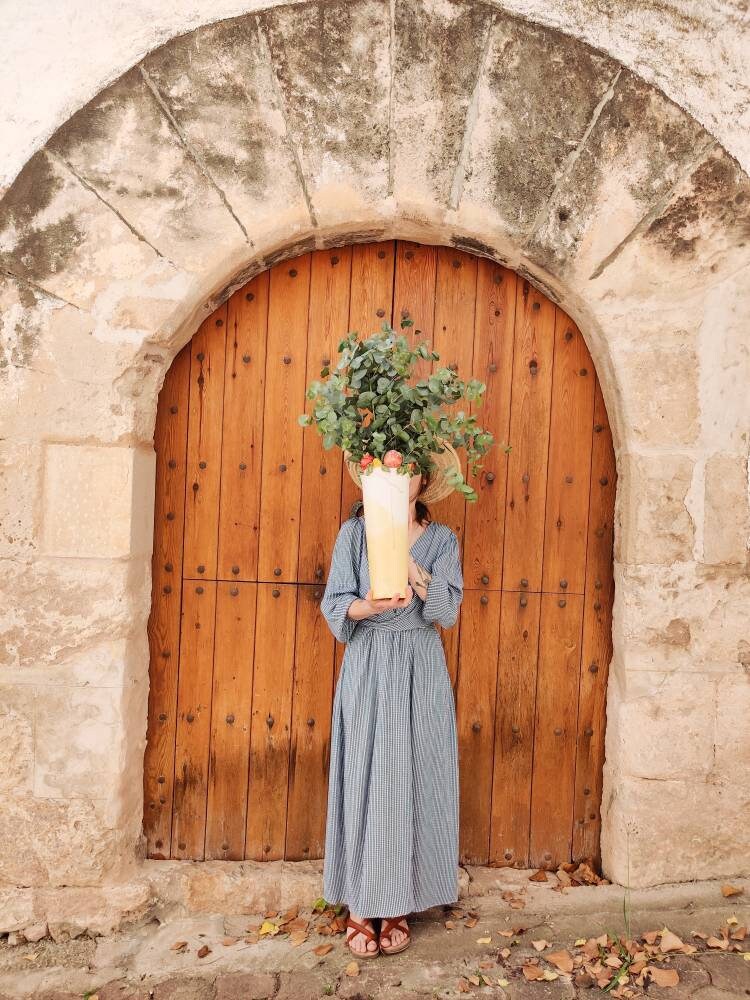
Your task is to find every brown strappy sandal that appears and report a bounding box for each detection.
[345,914,380,958]
[379,914,411,955]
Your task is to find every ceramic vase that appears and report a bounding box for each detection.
[361,465,410,599]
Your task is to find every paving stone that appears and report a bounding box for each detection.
[152,979,215,1000]
[215,972,278,1000]
[695,951,750,994]
[276,969,333,1000]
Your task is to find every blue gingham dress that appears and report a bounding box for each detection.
[320,513,462,917]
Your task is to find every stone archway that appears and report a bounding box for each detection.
[1,0,748,926]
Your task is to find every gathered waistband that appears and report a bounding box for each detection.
[354,617,436,635]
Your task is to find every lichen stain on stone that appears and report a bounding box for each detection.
[321,229,387,249]
[645,149,750,258]
[449,235,507,263]
[0,152,84,286]
[262,236,318,270]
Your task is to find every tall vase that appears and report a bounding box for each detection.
[361,465,410,599]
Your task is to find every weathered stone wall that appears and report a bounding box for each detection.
[1,0,748,927]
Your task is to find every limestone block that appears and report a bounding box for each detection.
[704,451,750,566]
[279,860,323,909]
[612,342,700,447]
[42,881,153,939]
[605,671,717,780]
[47,67,249,278]
[713,677,750,782]
[526,67,708,279]
[33,684,123,800]
[459,11,613,240]
[601,771,750,887]
[392,0,493,210]
[0,686,34,795]
[614,561,750,674]
[181,860,283,915]
[258,0,391,221]
[0,558,148,670]
[0,149,183,326]
[41,443,155,559]
[0,795,119,887]
[615,452,695,565]
[141,17,309,245]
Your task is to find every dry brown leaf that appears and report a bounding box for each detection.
[604,955,622,968]
[197,945,211,959]
[574,970,595,988]
[659,928,684,953]
[721,884,744,897]
[642,930,659,945]
[244,933,259,944]
[444,919,455,930]
[278,905,300,925]
[522,964,544,981]
[467,975,481,986]
[648,966,680,987]
[499,947,511,959]
[532,938,550,951]
[510,898,526,909]
[731,926,747,941]
[707,936,729,950]
[457,978,471,993]
[345,960,360,977]
[497,930,514,938]
[529,869,548,882]
[476,936,492,944]
[170,940,188,952]
[680,943,698,954]
[547,949,574,973]
[289,929,308,947]
[464,916,479,928]
[313,943,334,956]
[221,937,238,947]
[264,909,278,918]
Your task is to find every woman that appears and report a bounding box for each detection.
[320,461,463,958]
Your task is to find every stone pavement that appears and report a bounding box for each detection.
[0,872,748,1000]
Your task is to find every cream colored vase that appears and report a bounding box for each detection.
[361,465,410,599]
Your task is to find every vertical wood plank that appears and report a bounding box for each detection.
[463,262,517,591]
[245,583,297,860]
[217,273,269,581]
[340,241,396,520]
[183,309,228,579]
[541,311,596,595]
[257,257,311,582]
[285,584,336,859]
[573,377,616,864]
[171,580,217,860]
[489,590,541,867]
[456,589,501,865]
[299,248,351,585]
[529,592,584,868]
[144,344,191,859]
[430,247,477,547]
[393,240,437,380]
[502,281,555,593]
[205,582,256,860]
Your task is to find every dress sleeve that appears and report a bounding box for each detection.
[320,518,362,643]
[421,528,463,629]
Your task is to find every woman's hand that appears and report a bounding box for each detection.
[364,585,414,614]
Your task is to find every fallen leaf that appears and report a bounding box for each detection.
[497,930,514,938]
[345,960,360,977]
[542,970,559,981]
[313,943,334,956]
[547,949,574,973]
[532,939,550,951]
[499,947,511,959]
[659,928,684,953]
[529,869,548,882]
[574,937,587,946]
[221,937,238,947]
[648,966,679,987]
[264,909,279,918]
[197,945,211,959]
[170,940,188,952]
[289,929,308,947]
[707,936,729,950]
[731,926,747,941]
[445,919,455,929]
[476,936,492,944]
[468,975,481,986]
[743,953,750,961]
[721,884,743,897]
[464,916,479,928]
[259,921,279,937]
[457,979,471,993]
[522,963,544,981]
[244,933,259,944]
[497,979,509,988]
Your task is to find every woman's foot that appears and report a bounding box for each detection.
[346,911,379,956]
[379,914,410,953]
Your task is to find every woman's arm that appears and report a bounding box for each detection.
[416,529,464,628]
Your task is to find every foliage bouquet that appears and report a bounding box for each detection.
[298,319,509,598]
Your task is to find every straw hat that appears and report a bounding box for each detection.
[344,441,462,504]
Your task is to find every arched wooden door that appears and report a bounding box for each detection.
[144,240,616,870]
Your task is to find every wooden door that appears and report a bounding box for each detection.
[144,240,616,869]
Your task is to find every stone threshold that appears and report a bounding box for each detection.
[1,860,747,943]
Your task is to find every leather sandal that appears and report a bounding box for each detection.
[379,915,411,955]
[345,914,380,958]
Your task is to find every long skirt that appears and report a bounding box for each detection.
[322,620,460,917]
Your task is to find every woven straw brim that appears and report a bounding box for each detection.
[344,441,462,504]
